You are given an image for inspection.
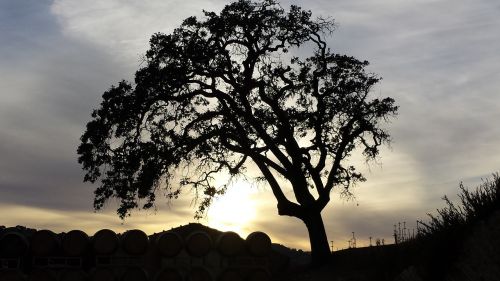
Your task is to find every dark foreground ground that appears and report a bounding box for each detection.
[274,210,500,281]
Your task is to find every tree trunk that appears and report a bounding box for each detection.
[303,210,331,267]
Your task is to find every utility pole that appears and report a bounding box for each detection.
[403,221,406,242]
[398,222,401,241]
[330,240,334,253]
[394,224,398,244]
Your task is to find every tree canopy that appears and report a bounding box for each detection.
[78,0,398,265]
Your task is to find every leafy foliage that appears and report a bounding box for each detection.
[77,0,398,222]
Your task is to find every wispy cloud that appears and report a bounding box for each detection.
[1,0,499,250]
[50,0,227,63]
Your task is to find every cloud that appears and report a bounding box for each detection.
[1,0,500,251]
[0,0,60,63]
[50,0,228,64]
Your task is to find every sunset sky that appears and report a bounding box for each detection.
[1,0,500,251]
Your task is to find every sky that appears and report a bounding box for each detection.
[1,0,500,251]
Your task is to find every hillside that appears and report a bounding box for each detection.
[276,175,500,281]
[273,211,500,281]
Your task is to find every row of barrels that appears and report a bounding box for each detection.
[0,228,272,258]
[0,265,271,281]
[0,227,279,281]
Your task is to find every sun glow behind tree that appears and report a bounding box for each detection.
[206,180,258,236]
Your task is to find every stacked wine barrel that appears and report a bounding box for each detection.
[0,224,286,281]
[150,225,278,281]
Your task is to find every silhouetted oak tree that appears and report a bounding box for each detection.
[78,0,397,265]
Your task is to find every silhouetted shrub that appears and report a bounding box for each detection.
[411,173,500,280]
[418,173,500,237]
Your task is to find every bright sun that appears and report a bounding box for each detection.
[206,181,257,236]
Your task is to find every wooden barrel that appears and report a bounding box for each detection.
[245,232,271,257]
[92,229,119,255]
[186,231,212,257]
[156,231,183,257]
[27,269,57,281]
[0,270,26,281]
[217,268,243,281]
[59,270,87,281]
[30,230,60,257]
[0,231,29,257]
[247,269,272,281]
[187,266,213,281]
[62,230,89,256]
[216,232,244,257]
[154,267,183,281]
[90,268,116,281]
[120,267,148,281]
[121,229,149,256]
